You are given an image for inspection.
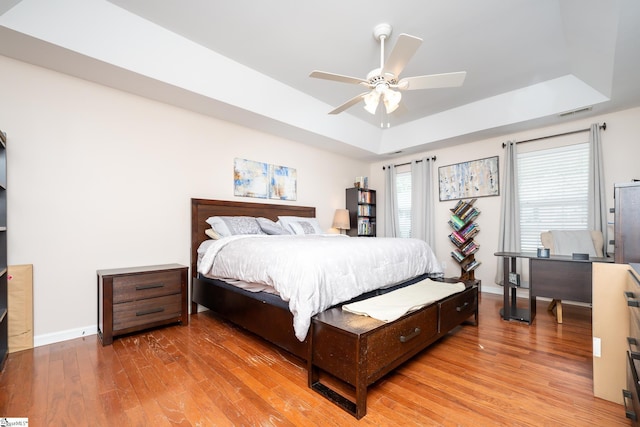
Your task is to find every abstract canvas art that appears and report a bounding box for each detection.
[234,158,269,198]
[234,158,297,200]
[269,164,297,200]
[438,156,499,201]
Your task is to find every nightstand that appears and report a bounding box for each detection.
[97,264,188,345]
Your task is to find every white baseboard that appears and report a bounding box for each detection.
[34,324,97,348]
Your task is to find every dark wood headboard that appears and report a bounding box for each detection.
[190,198,316,277]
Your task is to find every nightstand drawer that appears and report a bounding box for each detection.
[113,270,181,303]
[113,294,182,331]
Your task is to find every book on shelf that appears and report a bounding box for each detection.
[462,258,481,272]
[358,190,374,204]
[451,250,468,262]
[358,205,374,216]
[452,198,477,215]
[459,208,479,222]
[357,217,375,235]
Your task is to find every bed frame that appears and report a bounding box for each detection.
[190,198,479,418]
[190,198,316,358]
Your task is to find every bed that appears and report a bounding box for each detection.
[190,198,478,417]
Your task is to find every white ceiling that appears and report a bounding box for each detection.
[1,0,639,160]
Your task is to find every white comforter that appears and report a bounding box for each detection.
[198,234,442,341]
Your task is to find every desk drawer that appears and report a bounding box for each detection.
[113,270,182,303]
[113,294,182,331]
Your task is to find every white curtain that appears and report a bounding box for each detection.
[410,158,436,249]
[384,164,400,237]
[587,123,608,256]
[495,141,521,284]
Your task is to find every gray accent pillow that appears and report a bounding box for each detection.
[256,217,291,235]
[205,216,265,237]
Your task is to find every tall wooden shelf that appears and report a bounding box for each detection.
[0,129,7,370]
[346,188,376,237]
[448,199,480,281]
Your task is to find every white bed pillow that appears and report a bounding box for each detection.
[205,216,265,237]
[256,217,291,235]
[278,216,323,235]
[205,228,222,240]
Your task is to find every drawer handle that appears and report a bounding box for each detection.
[399,327,421,343]
[628,337,640,360]
[625,291,640,307]
[136,283,165,291]
[629,269,640,286]
[136,307,165,317]
[456,302,470,312]
[623,389,638,421]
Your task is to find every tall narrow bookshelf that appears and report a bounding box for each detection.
[448,199,480,281]
[0,129,7,370]
[346,188,376,237]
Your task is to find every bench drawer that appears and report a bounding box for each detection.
[365,304,438,378]
[439,286,478,333]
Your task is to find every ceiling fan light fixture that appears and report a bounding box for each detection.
[383,88,401,113]
[363,90,381,114]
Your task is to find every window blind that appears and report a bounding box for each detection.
[396,171,411,238]
[518,142,589,252]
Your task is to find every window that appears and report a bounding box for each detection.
[518,143,589,252]
[396,171,411,237]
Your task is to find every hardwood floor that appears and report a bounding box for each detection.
[0,293,629,426]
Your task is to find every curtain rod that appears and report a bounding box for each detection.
[502,122,606,148]
[382,156,436,170]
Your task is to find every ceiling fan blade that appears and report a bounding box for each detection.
[382,33,423,78]
[310,70,368,86]
[328,92,369,115]
[397,71,467,90]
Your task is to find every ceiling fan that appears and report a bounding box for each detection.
[309,23,466,117]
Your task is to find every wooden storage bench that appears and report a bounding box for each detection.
[308,282,478,419]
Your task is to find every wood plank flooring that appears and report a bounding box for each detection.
[0,293,629,426]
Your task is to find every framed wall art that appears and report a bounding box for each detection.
[438,155,499,201]
[234,158,297,200]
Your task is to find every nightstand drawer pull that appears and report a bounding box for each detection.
[456,302,470,312]
[399,327,421,343]
[623,389,638,421]
[136,307,165,317]
[136,283,165,291]
[626,291,640,307]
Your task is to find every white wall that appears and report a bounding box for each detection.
[370,106,640,295]
[0,55,369,345]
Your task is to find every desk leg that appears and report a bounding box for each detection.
[502,257,511,319]
[528,259,536,325]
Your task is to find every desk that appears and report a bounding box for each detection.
[494,252,612,324]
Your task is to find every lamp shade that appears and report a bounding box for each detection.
[332,209,351,231]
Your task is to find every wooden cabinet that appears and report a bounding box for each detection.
[448,199,480,280]
[98,264,188,345]
[346,188,376,237]
[0,130,6,370]
[614,182,640,264]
